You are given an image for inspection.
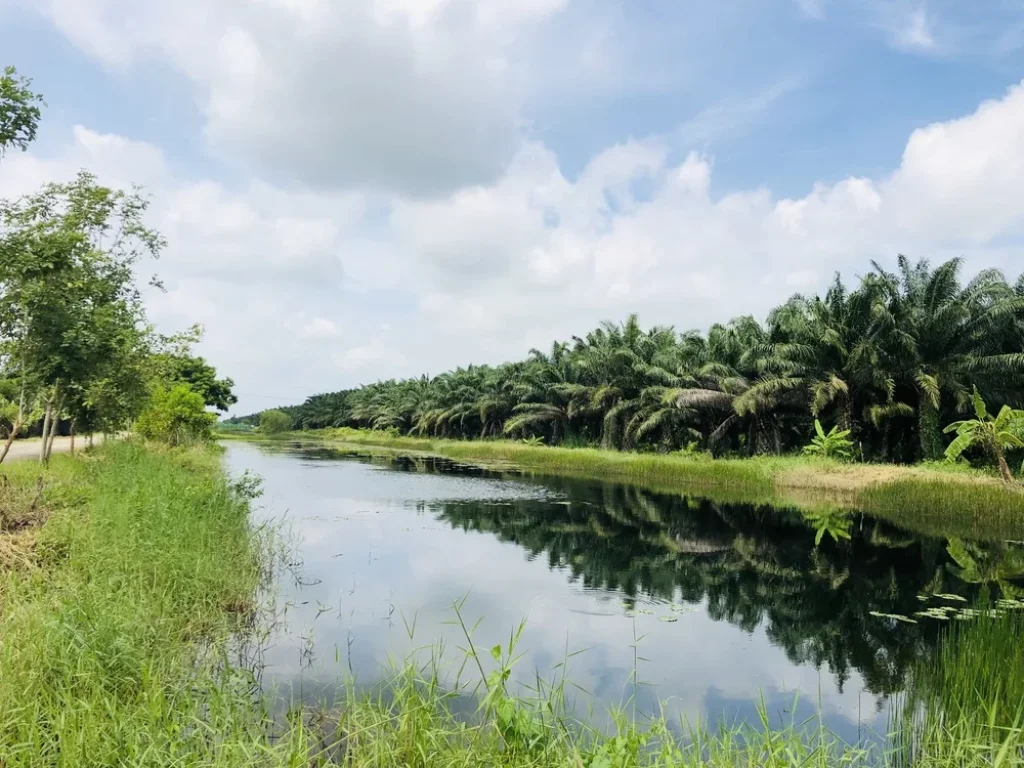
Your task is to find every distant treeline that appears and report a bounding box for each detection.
[248,257,1024,464]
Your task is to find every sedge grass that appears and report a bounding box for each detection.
[894,601,1024,767]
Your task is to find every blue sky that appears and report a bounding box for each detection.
[2,0,1024,412]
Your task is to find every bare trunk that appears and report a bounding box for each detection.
[88,433,94,448]
[997,451,1016,484]
[39,402,52,463]
[42,396,63,463]
[70,421,76,455]
[0,416,23,465]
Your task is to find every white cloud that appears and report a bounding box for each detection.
[795,0,826,20]
[25,0,570,196]
[895,7,936,50]
[298,317,344,340]
[7,1,1024,415]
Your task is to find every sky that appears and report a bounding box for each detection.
[1,0,1024,415]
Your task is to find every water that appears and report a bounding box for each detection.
[223,441,1015,742]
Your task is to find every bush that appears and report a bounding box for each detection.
[136,385,216,445]
[257,409,292,434]
[802,419,854,460]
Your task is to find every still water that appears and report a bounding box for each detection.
[222,441,1004,741]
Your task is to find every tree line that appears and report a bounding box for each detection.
[0,66,236,460]
[263,258,1024,465]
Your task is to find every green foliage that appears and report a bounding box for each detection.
[0,65,43,158]
[802,419,854,459]
[135,385,216,446]
[257,409,292,434]
[944,387,1024,482]
[521,435,545,446]
[0,170,164,457]
[0,443,268,766]
[277,258,1024,466]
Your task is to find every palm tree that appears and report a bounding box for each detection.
[944,387,1024,483]
[866,256,1024,460]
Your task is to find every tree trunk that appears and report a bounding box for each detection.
[70,421,76,455]
[918,399,943,461]
[0,416,23,465]
[996,451,1016,484]
[44,412,59,463]
[39,401,52,463]
[88,433,94,448]
[43,396,63,463]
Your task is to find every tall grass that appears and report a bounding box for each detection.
[895,602,1024,766]
[0,442,297,767]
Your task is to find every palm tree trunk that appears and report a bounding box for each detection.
[918,399,943,461]
[996,450,1016,484]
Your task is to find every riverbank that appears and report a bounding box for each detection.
[2,439,1020,765]
[0,442,283,766]
[244,427,1024,539]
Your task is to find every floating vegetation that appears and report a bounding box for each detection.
[658,616,678,623]
[868,610,918,624]
[930,593,968,602]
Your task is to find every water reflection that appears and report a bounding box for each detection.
[223,441,1022,742]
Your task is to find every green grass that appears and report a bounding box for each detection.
[895,601,1024,767]
[0,441,294,767]
[257,427,1024,539]
[3,439,1021,766]
[862,479,1024,540]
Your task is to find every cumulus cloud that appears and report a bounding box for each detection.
[7,0,1024,413]
[27,0,570,196]
[390,80,1024,360]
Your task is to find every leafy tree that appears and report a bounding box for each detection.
[803,419,854,460]
[135,385,216,446]
[0,65,43,159]
[944,387,1024,483]
[258,409,292,434]
[0,171,164,461]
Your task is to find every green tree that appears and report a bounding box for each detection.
[0,65,43,159]
[943,387,1024,483]
[0,171,164,461]
[136,385,216,446]
[867,257,1024,460]
[258,409,292,434]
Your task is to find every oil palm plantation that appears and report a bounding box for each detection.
[285,256,1024,465]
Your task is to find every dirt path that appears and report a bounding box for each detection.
[3,436,97,462]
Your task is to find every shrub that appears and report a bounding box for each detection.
[257,409,292,435]
[136,385,216,445]
[802,419,854,460]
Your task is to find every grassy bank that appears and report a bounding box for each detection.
[247,427,1024,539]
[0,442,300,766]
[3,439,1021,765]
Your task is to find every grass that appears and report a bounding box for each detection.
[895,600,1024,767]
[244,427,1024,539]
[0,441,288,766]
[3,438,1021,766]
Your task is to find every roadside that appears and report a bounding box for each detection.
[2,435,100,462]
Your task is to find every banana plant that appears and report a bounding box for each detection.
[944,387,1024,483]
